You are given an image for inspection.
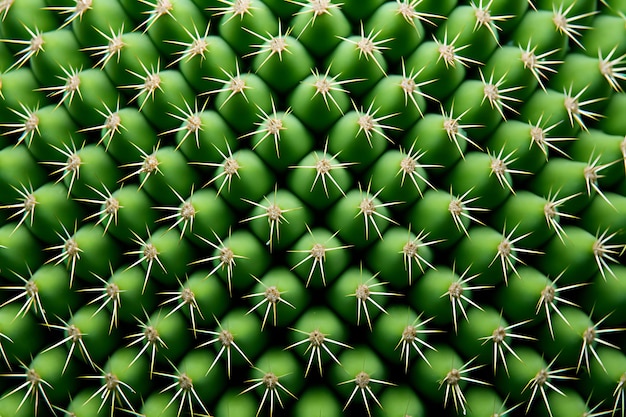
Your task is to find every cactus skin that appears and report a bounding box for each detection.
[0,1,626,417]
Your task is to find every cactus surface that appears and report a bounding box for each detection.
[1,0,626,416]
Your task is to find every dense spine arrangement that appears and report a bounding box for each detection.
[1,0,626,416]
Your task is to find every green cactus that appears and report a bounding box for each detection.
[1,0,626,416]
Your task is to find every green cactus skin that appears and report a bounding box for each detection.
[1,1,626,417]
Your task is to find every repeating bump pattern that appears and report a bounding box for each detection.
[0,1,626,416]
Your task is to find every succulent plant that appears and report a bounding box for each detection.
[1,0,626,416]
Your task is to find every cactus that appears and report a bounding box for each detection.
[1,0,626,416]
